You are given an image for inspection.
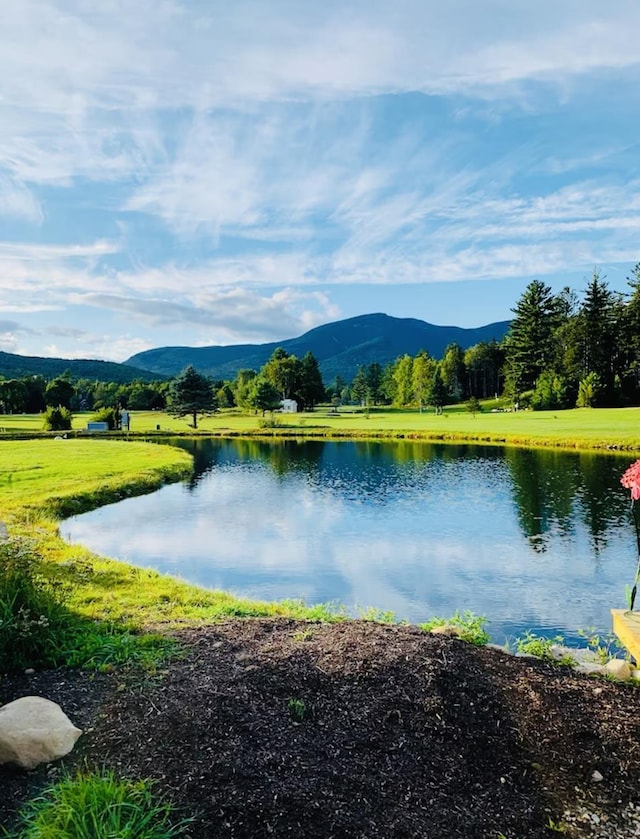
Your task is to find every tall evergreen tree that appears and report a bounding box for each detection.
[572,271,619,404]
[365,363,384,405]
[504,280,559,397]
[351,366,369,405]
[168,366,216,429]
[427,367,449,414]
[622,263,640,394]
[440,343,467,402]
[464,341,504,399]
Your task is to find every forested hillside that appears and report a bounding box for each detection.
[126,313,511,381]
[0,351,160,383]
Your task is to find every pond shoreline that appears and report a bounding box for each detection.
[3,419,640,454]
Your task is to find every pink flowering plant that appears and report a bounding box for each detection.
[621,459,640,611]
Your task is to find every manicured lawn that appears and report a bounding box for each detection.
[0,438,192,518]
[3,404,638,450]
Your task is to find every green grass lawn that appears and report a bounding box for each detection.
[0,438,192,519]
[2,404,639,450]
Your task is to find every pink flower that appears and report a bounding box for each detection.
[621,460,640,501]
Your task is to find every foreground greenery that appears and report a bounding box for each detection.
[3,771,188,839]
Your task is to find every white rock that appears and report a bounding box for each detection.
[429,624,463,638]
[604,659,632,681]
[0,696,82,770]
[592,770,604,782]
[632,669,640,681]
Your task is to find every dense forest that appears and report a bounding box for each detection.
[1,264,639,415]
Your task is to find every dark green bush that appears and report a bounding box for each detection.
[90,406,120,429]
[42,405,72,431]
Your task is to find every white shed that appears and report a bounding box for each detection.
[280,399,298,413]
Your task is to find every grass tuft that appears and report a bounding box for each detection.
[3,770,189,839]
[420,610,490,646]
[287,697,306,722]
[512,630,573,664]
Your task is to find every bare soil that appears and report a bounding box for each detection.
[2,619,640,838]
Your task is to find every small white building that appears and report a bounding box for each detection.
[280,399,298,413]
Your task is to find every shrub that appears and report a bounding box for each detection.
[90,406,119,430]
[465,396,482,415]
[576,372,602,408]
[530,371,571,411]
[42,405,72,431]
[513,630,574,664]
[5,770,188,838]
[257,415,282,429]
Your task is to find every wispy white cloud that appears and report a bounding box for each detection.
[0,176,43,223]
[41,335,153,363]
[1,1,640,357]
[70,286,341,345]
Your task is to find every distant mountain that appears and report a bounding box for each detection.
[127,313,511,382]
[0,351,162,383]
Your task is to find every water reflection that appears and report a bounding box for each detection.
[61,438,636,644]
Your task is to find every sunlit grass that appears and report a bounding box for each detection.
[2,404,640,450]
[0,439,192,519]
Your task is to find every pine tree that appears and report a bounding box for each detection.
[168,366,216,429]
[440,343,467,402]
[504,280,559,397]
[351,366,369,406]
[572,271,619,404]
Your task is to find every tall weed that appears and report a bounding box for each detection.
[0,538,73,671]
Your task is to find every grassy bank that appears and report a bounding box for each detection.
[2,404,640,451]
[0,438,340,674]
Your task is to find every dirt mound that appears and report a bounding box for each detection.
[3,619,640,838]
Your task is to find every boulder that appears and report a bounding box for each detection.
[429,624,464,638]
[604,659,632,681]
[0,696,82,769]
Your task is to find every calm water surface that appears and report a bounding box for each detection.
[61,439,637,644]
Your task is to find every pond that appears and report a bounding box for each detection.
[60,438,638,645]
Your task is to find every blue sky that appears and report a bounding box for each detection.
[1,1,639,362]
